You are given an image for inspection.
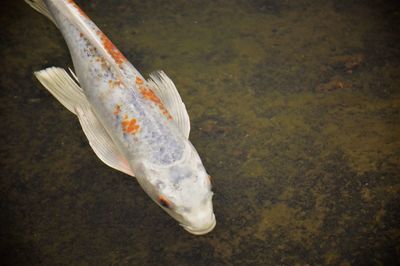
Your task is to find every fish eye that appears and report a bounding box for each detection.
[158,195,171,208]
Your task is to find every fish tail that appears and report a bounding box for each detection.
[25,0,57,26]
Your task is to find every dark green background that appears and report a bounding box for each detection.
[1,0,399,265]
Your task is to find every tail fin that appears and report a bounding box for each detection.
[25,0,57,26]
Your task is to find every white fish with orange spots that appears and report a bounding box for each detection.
[26,0,215,235]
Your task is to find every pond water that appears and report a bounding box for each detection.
[1,0,399,265]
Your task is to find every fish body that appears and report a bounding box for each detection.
[45,0,180,164]
[27,0,215,235]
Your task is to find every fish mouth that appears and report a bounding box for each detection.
[181,214,216,235]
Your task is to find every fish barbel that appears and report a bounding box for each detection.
[26,0,215,235]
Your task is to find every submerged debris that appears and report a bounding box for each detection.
[329,53,364,74]
[317,75,352,92]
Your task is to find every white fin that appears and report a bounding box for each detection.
[34,67,134,177]
[25,0,58,26]
[76,106,135,177]
[34,67,86,115]
[68,67,80,84]
[147,71,191,139]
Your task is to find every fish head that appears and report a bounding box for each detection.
[136,143,216,235]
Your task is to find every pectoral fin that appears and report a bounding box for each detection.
[34,67,134,177]
[76,106,134,176]
[34,67,86,115]
[147,71,191,139]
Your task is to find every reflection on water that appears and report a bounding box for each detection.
[1,0,399,265]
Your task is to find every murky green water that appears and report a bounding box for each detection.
[1,0,399,265]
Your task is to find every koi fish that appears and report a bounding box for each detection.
[26,0,215,235]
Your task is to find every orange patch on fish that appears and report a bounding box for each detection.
[139,86,173,120]
[108,79,122,88]
[135,76,144,85]
[113,105,121,115]
[67,0,89,19]
[121,115,140,134]
[96,30,126,65]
